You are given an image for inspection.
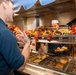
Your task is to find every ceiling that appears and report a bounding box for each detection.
[15,0,76,18]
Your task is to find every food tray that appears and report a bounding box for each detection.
[69,58,76,75]
[39,56,71,72]
[28,54,39,62]
[28,54,49,64]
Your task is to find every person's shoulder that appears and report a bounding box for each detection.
[0,29,17,45]
[0,29,15,39]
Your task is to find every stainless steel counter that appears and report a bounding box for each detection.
[23,63,69,75]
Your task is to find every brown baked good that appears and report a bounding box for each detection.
[60,59,68,65]
[61,46,68,51]
[33,59,41,63]
[56,63,64,69]
[48,61,55,66]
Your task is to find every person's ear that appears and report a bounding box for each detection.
[1,2,7,10]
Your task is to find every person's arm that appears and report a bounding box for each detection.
[16,32,30,72]
[0,29,30,72]
[18,41,30,71]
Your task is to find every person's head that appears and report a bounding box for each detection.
[51,20,59,30]
[40,43,45,49]
[0,0,14,22]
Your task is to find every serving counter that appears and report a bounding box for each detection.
[23,53,75,75]
[23,63,69,75]
[18,34,76,75]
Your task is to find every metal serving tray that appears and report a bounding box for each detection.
[39,56,72,72]
[68,58,76,75]
[28,54,49,64]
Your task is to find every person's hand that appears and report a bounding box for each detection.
[16,30,30,44]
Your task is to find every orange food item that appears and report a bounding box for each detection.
[8,25,21,35]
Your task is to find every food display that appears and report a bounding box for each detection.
[39,56,70,71]
[51,58,67,69]
[28,54,49,63]
[53,30,62,35]
[55,46,68,53]
[47,61,56,66]
[55,58,68,69]
[56,63,64,69]
[25,27,53,37]
[60,59,68,65]
[27,26,75,73]
[10,24,75,74]
[23,25,76,44]
[33,59,42,63]
[24,26,74,37]
[70,24,76,34]
[28,54,38,62]
[8,25,21,35]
